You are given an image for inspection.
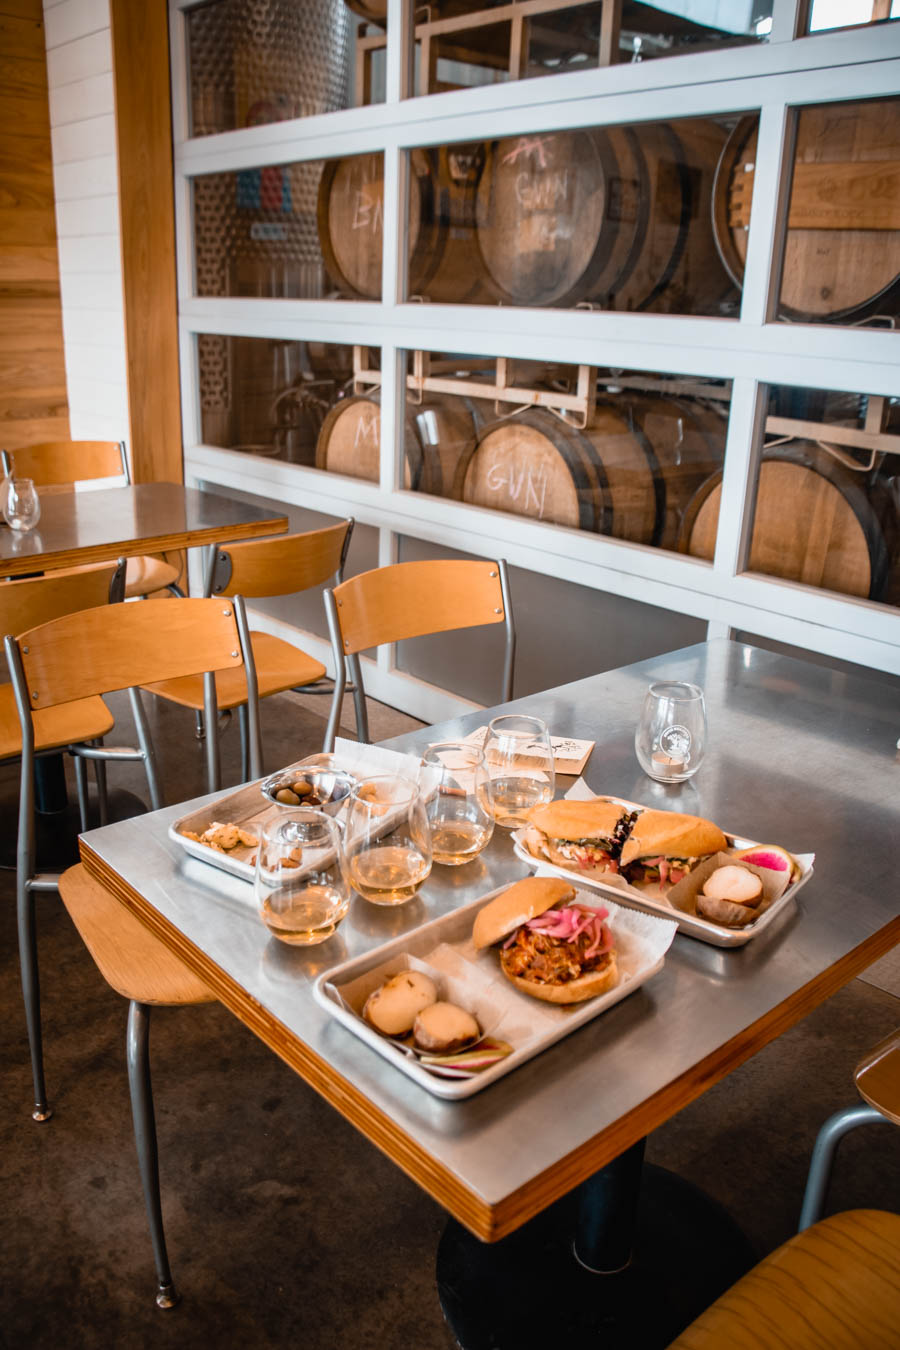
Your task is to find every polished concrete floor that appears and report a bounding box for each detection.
[1,690,899,1350]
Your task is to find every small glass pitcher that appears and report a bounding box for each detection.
[3,477,41,532]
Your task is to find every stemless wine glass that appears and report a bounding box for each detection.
[635,681,707,783]
[254,809,349,945]
[421,742,494,866]
[2,477,41,532]
[342,774,433,905]
[484,714,555,828]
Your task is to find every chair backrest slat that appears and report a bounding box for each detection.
[330,559,506,656]
[2,440,127,487]
[213,521,351,599]
[15,597,244,709]
[0,563,119,637]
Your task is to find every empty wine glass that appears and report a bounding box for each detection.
[421,742,494,866]
[484,714,555,828]
[342,775,432,905]
[3,477,41,532]
[635,681,707,782]
[254,809,349,945]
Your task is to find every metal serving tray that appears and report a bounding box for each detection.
[314,881,677,1100]
[512,794,814,949]
[168,740,424,883]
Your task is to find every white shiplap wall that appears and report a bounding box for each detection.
[43,0,129,445]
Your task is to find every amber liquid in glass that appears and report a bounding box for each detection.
[348,845,430,904]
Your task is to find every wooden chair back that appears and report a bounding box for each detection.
[2,440,128,487]
[11,597,247,710]
[209,520,352,599]
[855,1027,900,1126]
[0,563,122,638]
[328,558,507,656]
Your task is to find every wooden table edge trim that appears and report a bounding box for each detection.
[79,837,900,1243]
[0,516,289,578]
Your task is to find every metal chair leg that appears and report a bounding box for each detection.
[126,1001,180,1310]
[94,742,109,826]
[129,687,163,811]
[238,703,249,784]
[17,880,51,1121]
[73,753,90,832]
[798,1102,889,1230]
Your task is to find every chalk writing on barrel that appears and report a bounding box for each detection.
[353,409,379,449]
[485,460,549,518]
[352,190,383,232]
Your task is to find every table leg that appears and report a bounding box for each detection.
[436,1149,756,1350]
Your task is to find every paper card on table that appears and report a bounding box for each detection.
[461,726,594,776]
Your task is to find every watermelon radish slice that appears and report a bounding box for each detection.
[734,845,798,879]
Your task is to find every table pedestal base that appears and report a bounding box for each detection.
[436,1164,756,1350]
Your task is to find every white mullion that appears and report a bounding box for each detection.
[379,341,404,492]
[738,103,794,328]
[377,528,399,677]
[179,329,202,449]
[712,378,766,579]
[770,0,807,42]
[186,445,900,675]
[385,0,414,104]
[184,444,900,647]
[176,301,900,394]
[167,3,191,144]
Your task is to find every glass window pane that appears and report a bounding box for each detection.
[807,0,899,33]
[774,98,900,327]
[406,116,745,314]
[408,0,771,97]
[193,152,383,299]
[185,0,380,136]
[397,350,731,554]
[197,334,368,468]
[682,386,900,606]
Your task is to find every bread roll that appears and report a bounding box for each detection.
[413,1002,480,1053]
[363,971,437,1036]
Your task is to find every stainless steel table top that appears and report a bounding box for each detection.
[80,640,900,1239]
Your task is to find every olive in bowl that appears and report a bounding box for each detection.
[261,767,357,816]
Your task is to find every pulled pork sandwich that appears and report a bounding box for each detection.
[619,809,727,888]
[521,799,637,876]
[473,877,617,1004]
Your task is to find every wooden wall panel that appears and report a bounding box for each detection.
[0,0,69,452]
[109,0,183,483]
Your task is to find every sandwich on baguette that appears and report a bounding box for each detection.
[521,799,637,875]
[619,809,727,888]
[473,876,617,1004]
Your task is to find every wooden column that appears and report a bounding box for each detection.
[0,0,69,450]
[109,0,183,483]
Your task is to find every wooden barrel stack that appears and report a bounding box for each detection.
[713,100,900,323]
[317,146,502,303]
[679,443,897,601]
[314,390,482,490]
[474,120,736,313]
[449,396,728,545]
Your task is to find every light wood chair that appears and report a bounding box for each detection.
[143,520,353,784]
[5,596,261,1124]
[323,557,515,752]
[799,1024,900,1229]
[0,562,124,797]
[58,863,214,1310]
[666,1209,900,1349]
[1,441,184,599]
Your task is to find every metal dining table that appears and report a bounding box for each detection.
[78,639,900,1343]
[0,480,288,579]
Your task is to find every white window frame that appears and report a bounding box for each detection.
[169,0,900,718]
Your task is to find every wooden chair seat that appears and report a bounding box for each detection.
[667,1209,900,1349]
[0,684,114,761]
[855,1027,900,1125]
[123,554,181,599]
[143,631,326,711]
[58,864,214,1006]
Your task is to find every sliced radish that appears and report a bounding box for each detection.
[735,845,792,873]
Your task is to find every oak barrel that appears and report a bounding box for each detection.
[314,393,424,488]
[624,396,728,550]
[713,102,900,323]
[474,119,734,313]
[679,443,894,600]
[317,147,499,302]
